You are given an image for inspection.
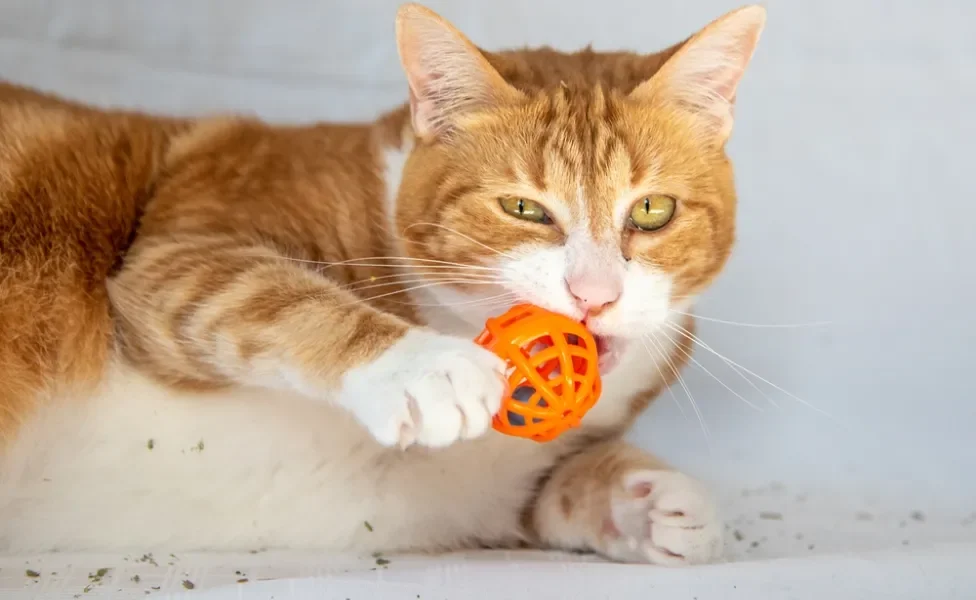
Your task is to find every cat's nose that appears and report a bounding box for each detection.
[565,275,622,316]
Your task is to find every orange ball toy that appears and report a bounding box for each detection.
[475,304,602,442]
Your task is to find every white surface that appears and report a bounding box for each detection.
[0,0,973,598]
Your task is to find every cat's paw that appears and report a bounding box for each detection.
[602,470,722,565]
[339,329,507,448]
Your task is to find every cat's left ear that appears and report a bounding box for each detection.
[631,5,766,144]
[396,4,524,140]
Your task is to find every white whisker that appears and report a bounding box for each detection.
[647,331,710,442]
[640,334,688,422]
[662,330,763,412]
[342,271,502,289]
[340,281,494,307]
[663,322,835,420]
[670,309,831,329]
[347,278,503,294]
[269,254,503,272]
[403,222,515,259]
[411,291,519,308]
[667,321,780,409]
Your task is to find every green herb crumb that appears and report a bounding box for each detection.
[131,575,140,583]
[182,580,195,590]
[733,530,744,542]
[147,439,154,450]
[364,521,374,532]
[26,569,40,578]
[138,553,158,566]
[375,557,390,566]
[237,578,248,584]
[194,440,204,452]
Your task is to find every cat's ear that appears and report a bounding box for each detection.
[630,5,766,143]
[396,4,523,140]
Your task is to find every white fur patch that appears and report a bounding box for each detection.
[381,133,413,232]
[0,360,558,552]
[339,328,507,448]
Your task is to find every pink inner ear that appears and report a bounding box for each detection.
[711,73,740,104]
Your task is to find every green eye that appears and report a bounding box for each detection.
[499,197,552,224]
[630,195,676,231]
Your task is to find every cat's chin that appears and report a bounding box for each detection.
[594,335,628,374]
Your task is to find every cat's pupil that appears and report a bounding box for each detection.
[643,198,650,213]
[518,199,525,214]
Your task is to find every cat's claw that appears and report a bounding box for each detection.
[603,470,722,565]
[339,329,507,448]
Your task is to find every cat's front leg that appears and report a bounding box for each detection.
[531,441,723,565]
[110,237,506,449]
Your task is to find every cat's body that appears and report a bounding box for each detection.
[0,5,765,564]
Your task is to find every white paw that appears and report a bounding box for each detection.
[339,328,507,448]
[604,470,722,565]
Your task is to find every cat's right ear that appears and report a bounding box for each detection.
[630,5,766,144]
[396,4,523,140]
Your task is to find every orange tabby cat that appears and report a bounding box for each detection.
[0,4,764,564]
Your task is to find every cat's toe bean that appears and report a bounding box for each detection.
[607,470,722,565]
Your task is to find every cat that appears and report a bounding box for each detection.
[0,3,764,565]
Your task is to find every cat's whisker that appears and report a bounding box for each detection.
[342,280,506,307]
[381,291,519,309]
[667,321,779,409]
[402,222,515,260]
[410,291,520,308]
[342,271,503,290]
[659,330,763,413]
[647,330,710,443]
[640,334,689,423]
[347,277,504,294]
[670,309,831,329]
[663,322,835,420]
[272,254,503,272]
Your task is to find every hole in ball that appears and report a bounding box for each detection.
[507,385,546,426]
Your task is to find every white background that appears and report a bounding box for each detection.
[0,1,973,598]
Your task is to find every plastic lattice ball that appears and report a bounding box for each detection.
[474,304,602,442]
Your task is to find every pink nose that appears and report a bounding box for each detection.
[565,275,622,315]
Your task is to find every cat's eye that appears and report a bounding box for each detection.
[499,197,552,224]
[629,195,676,231]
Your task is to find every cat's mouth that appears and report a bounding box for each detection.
[594,335,627,374]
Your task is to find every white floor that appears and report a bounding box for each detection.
[4,483,974,599]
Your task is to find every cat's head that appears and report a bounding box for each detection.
[390,3,765,371]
